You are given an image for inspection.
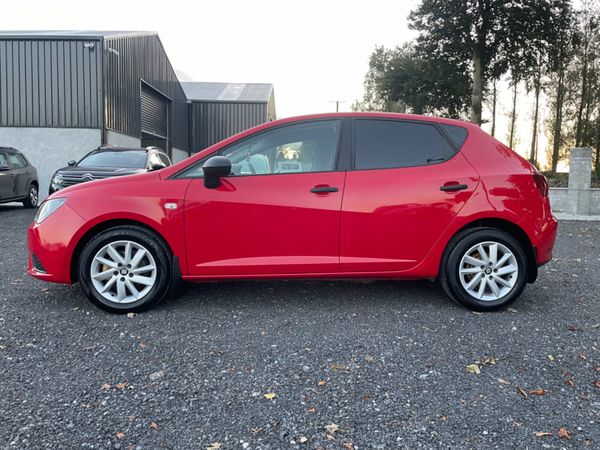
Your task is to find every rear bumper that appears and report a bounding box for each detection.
[533,213,558,266]
[27,204,85,284]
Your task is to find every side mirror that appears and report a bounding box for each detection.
[150,164,164,171]
[202,156,232,189]
[67,160,77,167]
[0,164,10,172]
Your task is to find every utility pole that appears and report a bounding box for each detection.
[330,100,346,112]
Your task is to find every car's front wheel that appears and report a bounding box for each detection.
[440,227,528,311]
[78,226,171,313]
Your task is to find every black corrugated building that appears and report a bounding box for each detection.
[182,82,276,151]
[0,31,275,197]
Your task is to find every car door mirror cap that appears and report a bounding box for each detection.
[0,164,9,171]
[202,156,232,189]
[150,164,165,171]
[67,160,77,167]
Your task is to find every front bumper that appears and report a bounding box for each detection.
[27,203,86,284]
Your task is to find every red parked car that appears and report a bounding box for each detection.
[27,113,557,313]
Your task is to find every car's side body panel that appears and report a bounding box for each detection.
[27,112,557,291]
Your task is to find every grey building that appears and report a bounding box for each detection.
[0,31,275,197]
[182,82,276,151]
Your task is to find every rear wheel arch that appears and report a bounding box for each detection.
[441,218,537,283]
[70,219,173,283]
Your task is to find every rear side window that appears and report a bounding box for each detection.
[7,153,26,169]
[355,119,455,170]
[440,124,468,148]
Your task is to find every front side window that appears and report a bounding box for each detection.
[355,119,455,170]
[180,120,341,178]
[78,150,147,169]
[7,153,26,169]
[0,152,8,167]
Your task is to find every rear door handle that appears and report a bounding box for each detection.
[440,183,468,192]
[311,186,339,194]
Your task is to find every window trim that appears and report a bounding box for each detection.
[171,118,346,179]
[350,117,464,172]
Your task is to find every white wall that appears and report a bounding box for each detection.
[0,127,101,200]
[172,147,189,163]
[106,130,141,147]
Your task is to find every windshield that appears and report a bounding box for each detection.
[78,150,147,169]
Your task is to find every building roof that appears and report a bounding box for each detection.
[0,30,156,40]
[181,82,273,103]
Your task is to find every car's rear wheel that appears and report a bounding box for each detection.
[22,183,38,208]
[78,226,170,313]
[440,227,528,311]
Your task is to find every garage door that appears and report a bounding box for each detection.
[141,84,169,139]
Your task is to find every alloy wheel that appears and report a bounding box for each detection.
[458,241,518,301]
[90,240,157,304]
[30,186,38,206]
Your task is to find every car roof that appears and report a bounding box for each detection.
[95,146,150,153]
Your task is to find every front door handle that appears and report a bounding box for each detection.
[440,183,468,192]
[311,186,339,194]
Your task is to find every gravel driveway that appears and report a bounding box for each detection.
[1,204,598,449]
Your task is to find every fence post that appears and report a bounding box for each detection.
[567,147,593,215]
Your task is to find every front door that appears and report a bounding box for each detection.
[183,119,346,276]
[340,118,479,273]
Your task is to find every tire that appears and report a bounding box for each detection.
[439,227,528,312]
[22,183,38,208]
[78,226,171,313]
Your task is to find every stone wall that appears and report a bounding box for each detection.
[548,147,599,215]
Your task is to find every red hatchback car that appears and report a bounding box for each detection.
[28,113,557,313]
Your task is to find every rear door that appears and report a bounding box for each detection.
[6,151,29,198]
[0,151,13,200]
[340,118,479,273]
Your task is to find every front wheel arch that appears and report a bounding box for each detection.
[70,219,173,284]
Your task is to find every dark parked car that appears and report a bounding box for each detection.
[0,146,39,208]
[49,146,172,195]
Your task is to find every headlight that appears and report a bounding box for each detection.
[34,198,67,224]
[52,173,63,184]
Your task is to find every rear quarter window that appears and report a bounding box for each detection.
[440,124,468,149]
[355,119,456,170]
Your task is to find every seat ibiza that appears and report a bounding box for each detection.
[27,113,557,313]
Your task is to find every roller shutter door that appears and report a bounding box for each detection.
[141,84,168,138]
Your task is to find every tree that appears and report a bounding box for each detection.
[409,0,513,125]
[574,1,600,147]
[352,43,471,117]
[546,0,578,173]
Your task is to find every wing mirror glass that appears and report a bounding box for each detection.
[0,164,10,171]
[202,156,232,189]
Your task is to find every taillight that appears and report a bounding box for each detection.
[533,173,548,197]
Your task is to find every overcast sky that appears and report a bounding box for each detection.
[2,0,558,166]
[0,0,420,118]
